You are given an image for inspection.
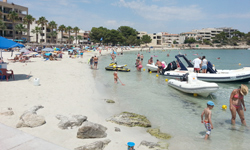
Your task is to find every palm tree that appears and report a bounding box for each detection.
[66,26,72,44]
[31,26,42,43]
[58,24,66,44]
[0,10,2,20]
[7,11,18,40]
[77,35,83,44]
[48,21,57,43]
[0,19,6,30]
[15,24,27,40]
[69,36,74,44]
[37,16,48,42]
[23,14,35,43]
[73,26,80,44]
[48,31,58,43]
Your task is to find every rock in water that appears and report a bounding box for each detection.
[0,107,14,116]
[74,139,111,150]
[139,140,169,150]
[107,112,151,127]
[77,121,107,139]
[105,99,115,103]
[147,128,171,140]
[114,127,121,132]
[56,115,87,129]
[16,105,46,128]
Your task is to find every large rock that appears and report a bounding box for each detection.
[104,99,115,103]
[77,121,107,139]
[74,139,111,150]
[0,107,14,116]
[107,112,151,127]
[147,128,171,140]
[56,115,87,129]
[16,105,46,128]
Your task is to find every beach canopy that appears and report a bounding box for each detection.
[42,48,54,52]
[0,36,24,49]
[73,47,80,50]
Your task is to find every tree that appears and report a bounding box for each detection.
[141,35,152,46]
[73,27,80,44]
[117,26,138,45]
[48,21,57,43]
[15,24,27,40]
[48,31,58,43]
[126,35,137,45]
[66,26,73,44]
[58,25,66,44]
[7,11,18,39]
[89,27,108,43]
[37,16,48,42]
[173,40,177,44]
[105,29,123,45]
[212,32,228,45]
[69,36,74,44]
[77,35,82,44]
[184,37,196,44]
[0,19,6,31]
[23,14,35,43]
[31,26,42,43]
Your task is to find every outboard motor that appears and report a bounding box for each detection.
[180,73,189,81]
[171,61,177,70]
[207,61,217,73]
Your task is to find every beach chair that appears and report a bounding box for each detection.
[0,68,15,81]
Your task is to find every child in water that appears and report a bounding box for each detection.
[113,69,118,83]
[201,101,214,140]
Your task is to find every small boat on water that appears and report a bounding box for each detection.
[105,62,130,72]
[163,54,250,82]
[168,73,219,97]
[146,61,167,72]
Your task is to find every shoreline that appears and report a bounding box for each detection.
[0,50,159,150]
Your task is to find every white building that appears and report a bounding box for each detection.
[137,31,162,47]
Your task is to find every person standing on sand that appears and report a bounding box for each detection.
[201,101,214,140]
[90,56,94,69]
[229,84,248,126]
[94,56,98,69]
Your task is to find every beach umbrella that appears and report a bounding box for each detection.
[45,53,52,56]
[73,47,80,50]
[132,46,134,48]
[42,48,54,52]
[68,49,73,52]
[19,48,29,53]
[0,37,24,60]
[85,46,89,49]
[23,51,32,55]
[110,51,117,54]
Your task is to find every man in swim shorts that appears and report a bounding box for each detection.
[201,101,214,140]
[155,59,162,74]
[93,56,98,69]
[192,56,201,73]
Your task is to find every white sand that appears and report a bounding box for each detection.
[0,49,158,150]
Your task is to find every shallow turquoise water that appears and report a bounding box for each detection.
[94,49,250,150]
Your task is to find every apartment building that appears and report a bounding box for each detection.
[137,31,162,47]
[0,0,28,40]
[162,32,185,45]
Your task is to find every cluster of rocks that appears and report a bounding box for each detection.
[0,105,171,150]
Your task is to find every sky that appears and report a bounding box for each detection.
[9,0,250,33]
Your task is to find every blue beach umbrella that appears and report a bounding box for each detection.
[110,51,117,54]
[45,53,52,56]
[68,49,73,52]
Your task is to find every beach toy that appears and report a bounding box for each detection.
[193,93,198,97]
[222,105,227,110]
[156,74,159,77]
[127,142,135,149]
[213,64,215,67]
[165,79,168,82]
[149,71,152,74]
[239,63,241,66]
[143,69,145,71]
[113,65,116,68]
[33,78,40,86]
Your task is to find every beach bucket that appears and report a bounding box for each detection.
[33,78,40,86]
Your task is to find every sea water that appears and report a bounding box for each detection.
[93,49,250,150]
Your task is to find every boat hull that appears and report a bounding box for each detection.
[168,79,219,97]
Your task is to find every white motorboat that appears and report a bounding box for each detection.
[146,61,167,72]
[168,73,219,97]
[163,54,250,82]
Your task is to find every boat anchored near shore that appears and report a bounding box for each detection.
[168,73,219,97]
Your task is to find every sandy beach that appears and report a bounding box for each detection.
[0,49,160,150]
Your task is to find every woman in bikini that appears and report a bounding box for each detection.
[229,84,248,126]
